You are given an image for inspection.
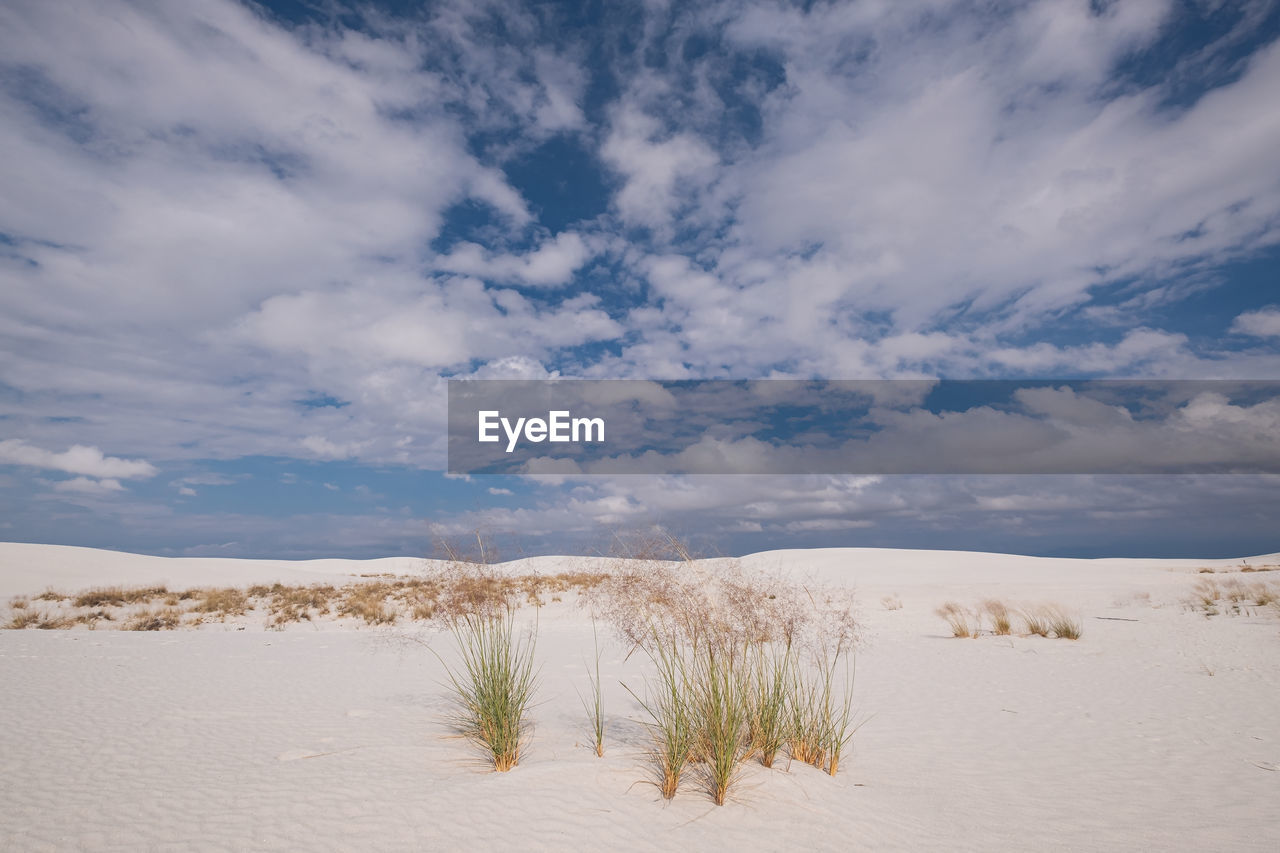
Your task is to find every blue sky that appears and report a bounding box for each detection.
[1,0,1279,560]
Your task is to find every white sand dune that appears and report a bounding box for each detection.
[2,542,1278,851]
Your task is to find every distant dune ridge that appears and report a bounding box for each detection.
[2,541,1278,851]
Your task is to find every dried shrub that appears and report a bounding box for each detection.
[125,607,184,631]
[73,585,168,608]
[339,583,398,625]
[191,587,250,618]
[583,551,856,656]
[936,601,978,638]
[982,599,1012,635]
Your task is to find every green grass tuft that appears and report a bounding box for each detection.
[441,606,539,772]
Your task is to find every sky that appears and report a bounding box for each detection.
[1,0,1279,561]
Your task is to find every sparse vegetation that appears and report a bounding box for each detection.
[124,607,185,631]
[338,583,398,625]
[190,587,250,618]
[606,534,863,803]
[745,641,794,768]
[881,594,903,610]
[439,606,539,772]
[626,629,696,799]
[1020,606,1051,637]
[3,570,608,632]
[689,642,750,804]
[6,609,72,629]
[1045,606,1082,640]
[579,621,606,757]
[936,601,979,638]
[266,584,337,627]
[73,585,168,608]
[1186,576,1280,618]
[934,600,1081,640]
[982,599,1012,635]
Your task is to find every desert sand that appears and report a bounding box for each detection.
[2,541,1278,852]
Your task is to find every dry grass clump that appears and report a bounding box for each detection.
[1014,605,1081,639]
[982,599,1012,635]
[424,561,606,622]
[881,594,903,611]
[8,609,39,629]
[936,601,979,638]
[124,607,185,631]
[188,587,250,618]
[583,543,857,654]
[72,610,114,628]
[6,609,73,629]
[1187,577,1280,617]
[73,585,168,608]
[4,567,607,632]
[338,583,399,625]
[1021,606,1051,637]
[1044,606,1082,640]
[934,600,1080,639]
[264,584,336,627]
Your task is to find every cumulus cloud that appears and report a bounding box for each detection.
[0,439,156,479]
[601,105,719,229]
[434,232,593,287]
[1232,307,1280,337]
[52,476,126,494]
[1,0,1278,555]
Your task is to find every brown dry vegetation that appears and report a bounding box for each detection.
[3,567,609,631]
[982,599,1012,635]
[935,600,1081,639]
[72,585,168,608]
[125,607,185,631]
[6,609,72,629]
[1187,577,1280,617]
[935,601,978,638]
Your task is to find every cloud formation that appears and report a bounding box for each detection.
[0,440,156,480]
[1,0,1278,556]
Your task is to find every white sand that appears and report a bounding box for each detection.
[2,542,1278,851]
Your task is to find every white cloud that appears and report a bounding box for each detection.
[532,49,586,132]
[52,476,126,494]
[0,439,156,479]
[601,105,718,229]
[586,1,1280,378]
[1231,307,1280,337]
[488,487,513,495]
[301,436,366,461]
[434,232,593,286]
